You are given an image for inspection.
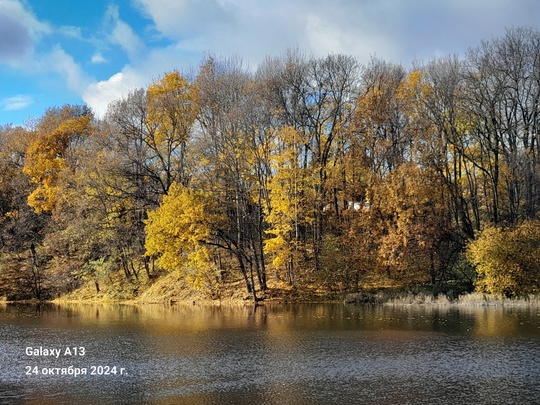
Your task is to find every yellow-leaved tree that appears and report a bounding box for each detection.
[264,127,313,285]
[467,220,540,296]
[23,105,92,213]
[145,71,199,191]
[145,183,223,289]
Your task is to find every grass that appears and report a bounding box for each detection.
[353,290,540,307]
[454,292,540,306]
[47,264,540,307]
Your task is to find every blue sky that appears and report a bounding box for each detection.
[1,0,540,126]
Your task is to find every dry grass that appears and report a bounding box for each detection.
[455,292,540,306]
[49,265,540,307]
[375,291,540,307]
[383,292,452,306]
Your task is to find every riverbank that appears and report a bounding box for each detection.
[4,291,540,308]
[344,290,540,307]
[47,284,540,308]
[5,268,540,307]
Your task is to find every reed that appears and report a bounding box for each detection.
[345,290,540,307]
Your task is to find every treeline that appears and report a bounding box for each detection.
[1,27,540,301]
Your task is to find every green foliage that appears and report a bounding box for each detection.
[467,221,540,296]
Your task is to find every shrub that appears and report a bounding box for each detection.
[466,220,540,296]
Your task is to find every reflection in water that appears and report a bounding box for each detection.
[0,302,539,404]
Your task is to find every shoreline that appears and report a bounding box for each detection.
[3,291,540,308]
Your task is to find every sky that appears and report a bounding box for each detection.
[1,0,540,126]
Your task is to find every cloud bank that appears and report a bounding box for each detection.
[2,0,540,122]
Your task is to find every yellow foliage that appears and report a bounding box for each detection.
[23,113,92,213]
[397,70,425,100]
[145,183,223,288]
[146,71,198,146]
[27,184,60,213]
[467,221,540,296]
[264,127,313,273]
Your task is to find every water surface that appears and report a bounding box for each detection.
[1,303,539,404]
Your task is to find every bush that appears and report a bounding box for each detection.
[466,220,540,296]
[318,235,362,291]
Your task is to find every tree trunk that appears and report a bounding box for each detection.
[30,244,42,300]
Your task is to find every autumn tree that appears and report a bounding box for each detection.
[146,70,199,191]
[195,55,269,295]
[0,125,49,299]
[417,56,478,238]
[0,105,94,299]
[23,105,93,213]
[97,71,199,286]
[467,220,540,296]
[264,126,313,285]
[352,58,409,178]
[459,27,540,225]
[258,50,359,270]
[372,164,452,284]
[0,125,43,249]
[41,134,128,295]
[105,71,198,206]
[145,183,223,290]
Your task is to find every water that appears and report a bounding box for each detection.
[0,303,539,404]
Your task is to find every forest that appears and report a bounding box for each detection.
[1,27,540,302]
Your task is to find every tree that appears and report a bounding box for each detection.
[105,71,198,205]
[146,70,199,191]
[97,72,199,287]
[418,56,478,237]
[145,183,223,290]
[352,58,408,177]
[461,27,540,225]
[195,55,269,295]
[265,126,313,285]
[372,163,451,284]
[258,50,359,270]
[467,220,540,296]
[23,105,92,213]
[0,125,50,299]
[0,106,94,299]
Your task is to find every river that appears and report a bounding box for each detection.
[1,302,539,404]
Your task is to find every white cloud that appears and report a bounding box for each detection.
[106,4,145,61]
[304,12,397,64]
[2,95,33,111]
[130,0,404,67]
[91,52,106,64]
[57,25,83,39]
[112,19,145,60]
[43,46,92,95]
[131,0,540,68]
[134,0,237,41]
[83,69,146,118]
[133,0,303,64]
